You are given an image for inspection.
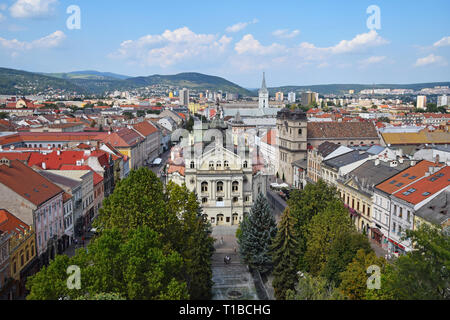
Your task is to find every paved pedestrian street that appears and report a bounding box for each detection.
[211,226,258,300]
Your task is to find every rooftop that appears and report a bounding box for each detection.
[375,160,440,195]
[0,159,63,206]
[393,166,449,205]
[308,121,379,139]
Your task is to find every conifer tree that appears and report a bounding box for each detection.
[238,193,277,274]
[271,208,300,300]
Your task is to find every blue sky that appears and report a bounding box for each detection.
[0,0,449,87]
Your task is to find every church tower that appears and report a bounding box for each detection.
[259,72,269,109]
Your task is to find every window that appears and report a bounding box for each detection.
[201,182,208,193]
[243,161,248,168]
[399,208,403,218]
[392,222,396,232]
[217,197,223,202]
[190,161,195,169]
[216,161,222,169]
[232,197,238,203]
[209,161,214,169]
[232,181,239,192]
[298,129,302,135]
[217,181,224,193]
[224,161,229,168]
[202,198,208,204]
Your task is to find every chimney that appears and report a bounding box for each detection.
[435,154,440,164]
[57,150,60,156]
[374,159,380,166]
[42,162,46,170]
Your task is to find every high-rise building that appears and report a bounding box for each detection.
[301,91,317,107]
[437,95,448,107]
[417,95,427,109]
[180,88,190,106]
[259,72,269,109]
[288,92,296,103]
[275,92,284,102]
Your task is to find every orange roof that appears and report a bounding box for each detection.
[0,160,63,206]
[0,209,30,236]
[393,166,449,205]
[177,113,186,120]
[93,172,104,186]
[132,121,159,137]
[375,160,439,195]
[167,164,185,176]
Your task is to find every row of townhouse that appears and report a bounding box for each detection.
[373,161,449,255]
[305,140,449,255]
[0,119,165,177]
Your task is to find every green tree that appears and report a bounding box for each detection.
[286,272,344,300]
[137,110,146,118]
[370,225,449,300]
[320,231,372,287]
[95,168,172,242]
[238,193,277,274]
[185,116,194,132]
[271,208,300,300]
[287,179,340,270]
[303,200,354,276]
[27,227,189,300]
[123,111,134,120]
[26,254,72,300]
[165,182,214,299]
[338,249,386,300]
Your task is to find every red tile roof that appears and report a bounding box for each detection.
[167,164,185,176]
[375,160,440,195]
[99,128,143,148]
[0,152,32,162]
[132,121,159,137]
[0,209,30,236]
[93,172,104,186]
[393,166,449,205]
[0,160,63,206]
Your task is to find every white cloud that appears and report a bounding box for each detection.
[110,27,232,68]
[226,19,258,33]
[272,29,300,39]
[433,36,450,47]
[414,54,447,67]
[359,55,386,67]
[0,12,5,22]
[235,34,285,55]
[0,3,7,11]
[9,0,58,18]
[0,30,65,51]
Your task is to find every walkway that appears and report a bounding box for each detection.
[211,226,258,300]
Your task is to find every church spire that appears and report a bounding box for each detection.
[260,72,268,92]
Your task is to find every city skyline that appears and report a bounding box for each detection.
[0,0,449,88]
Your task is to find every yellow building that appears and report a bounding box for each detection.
[169,92,174,98]
[0,209,37,298]
[188,103,206,114]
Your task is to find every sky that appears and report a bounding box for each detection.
[0,0,449,88]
